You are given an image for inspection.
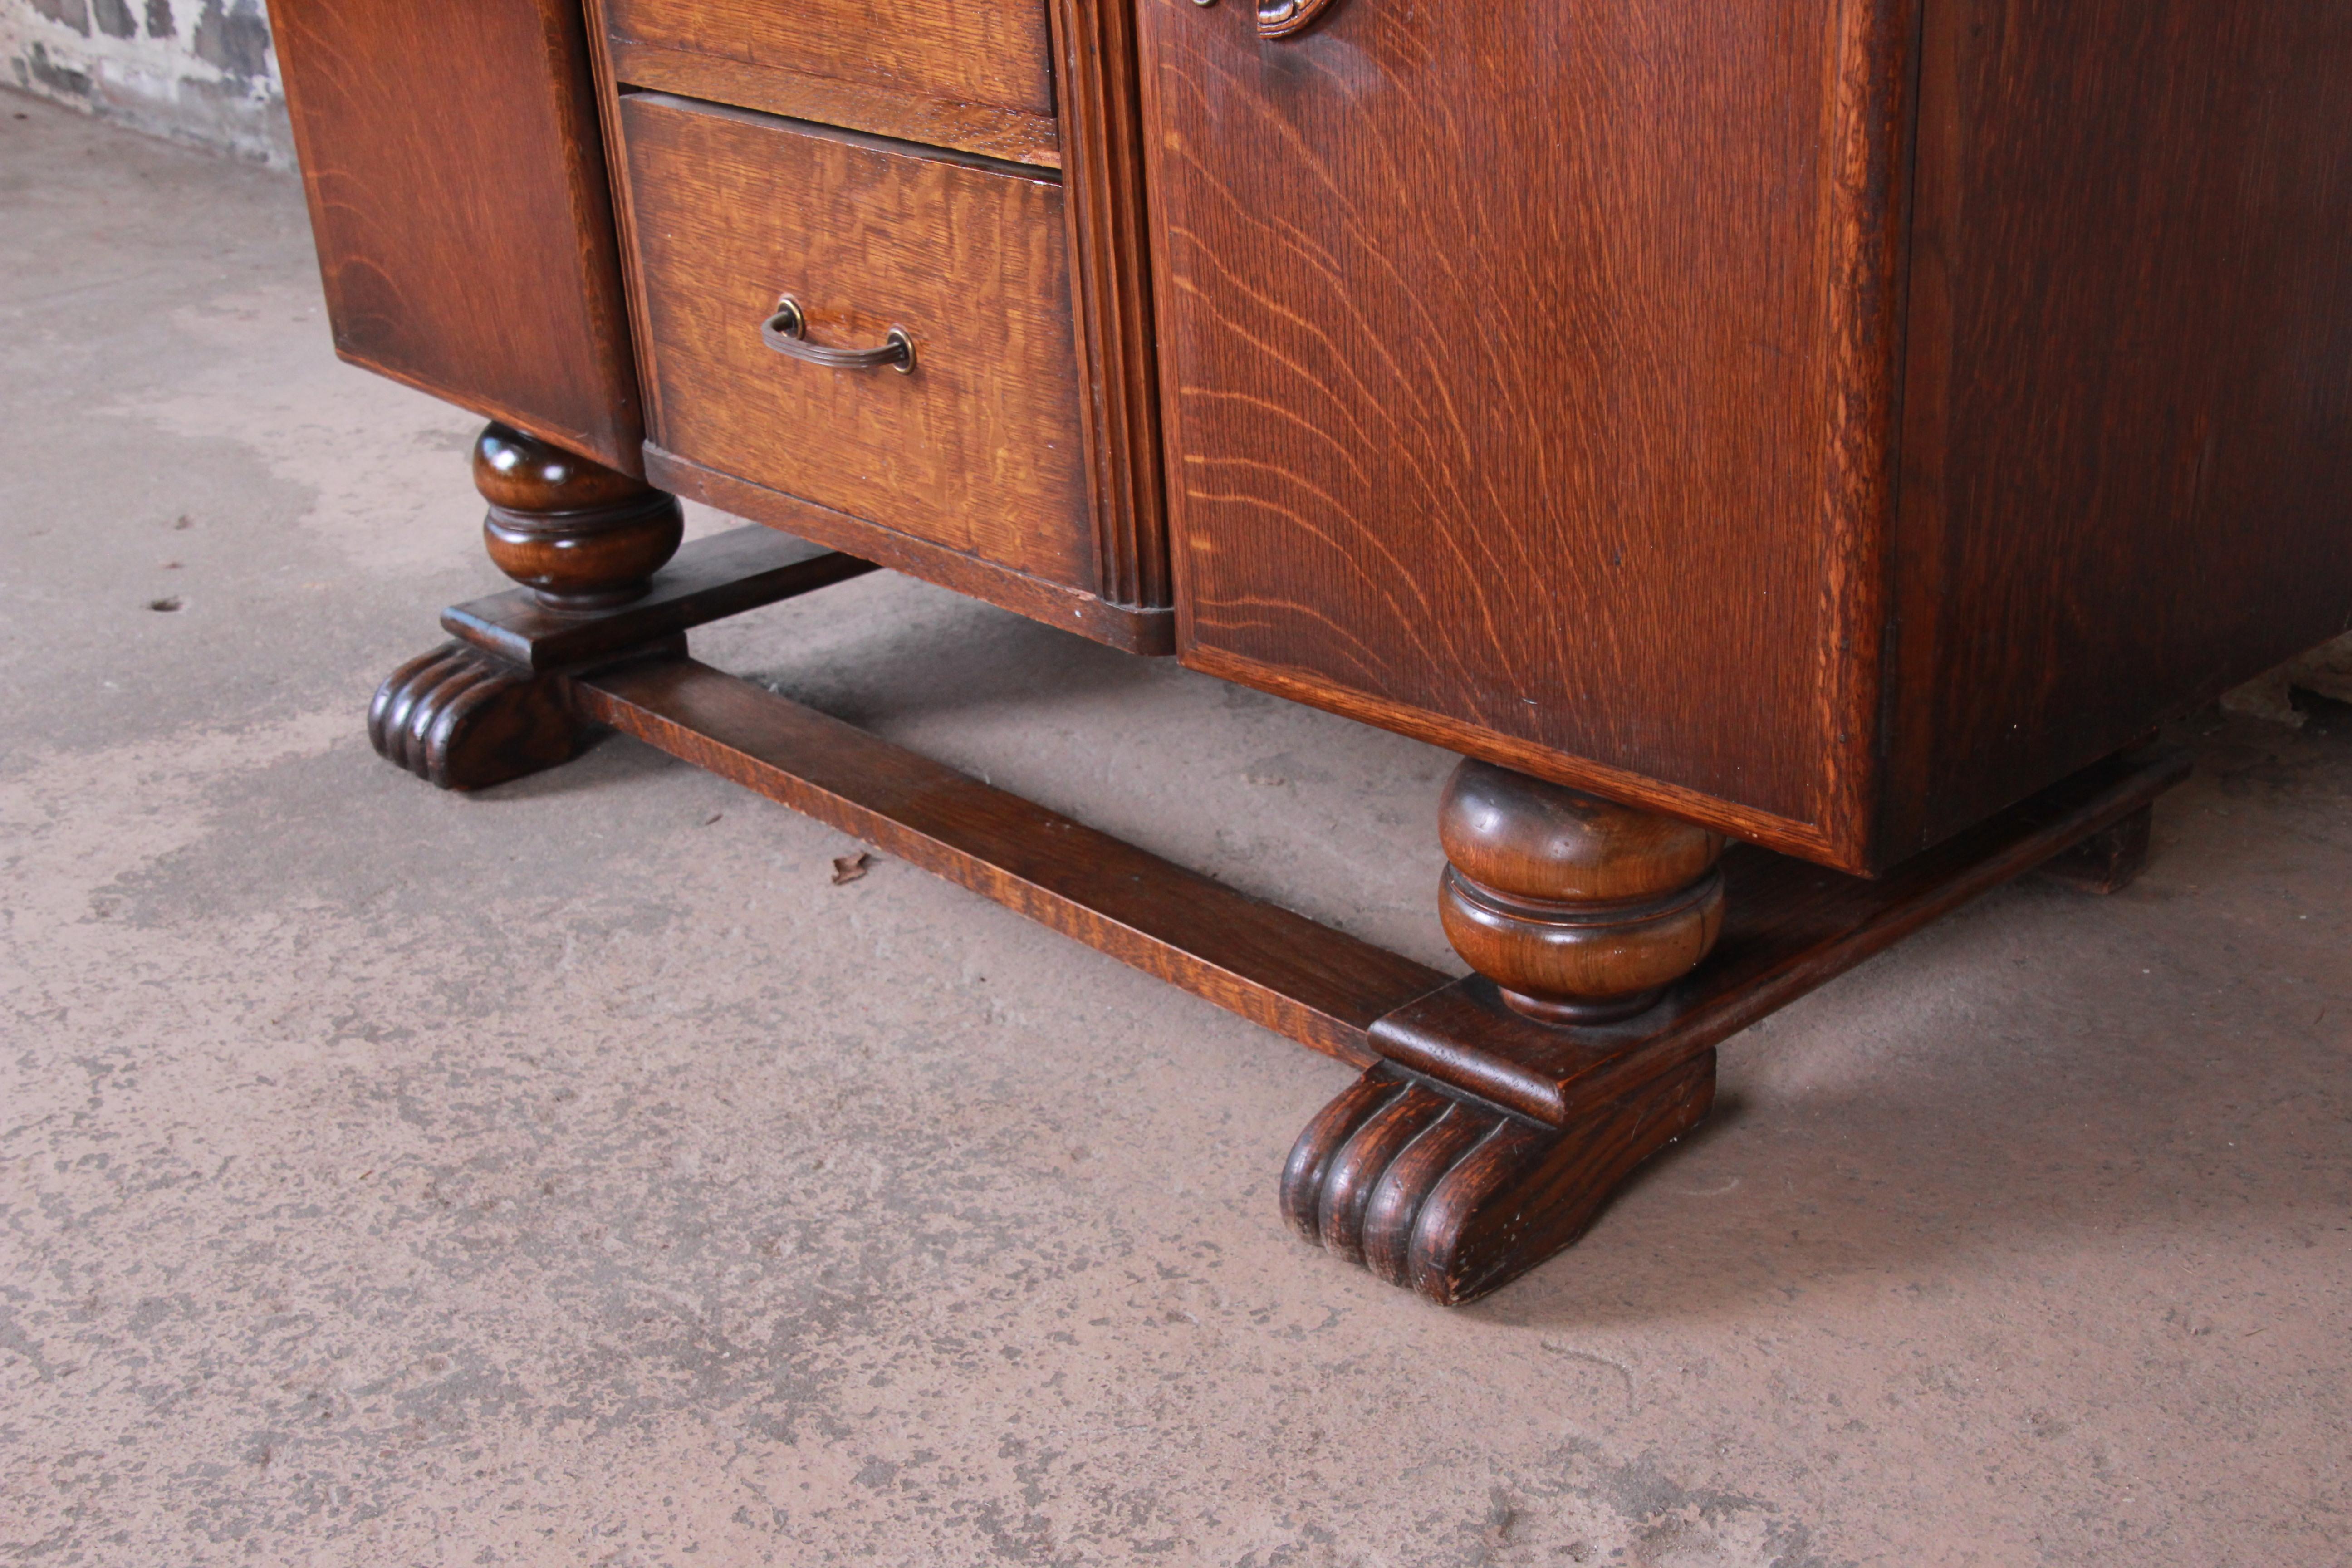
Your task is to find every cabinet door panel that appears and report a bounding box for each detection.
[275,0,642,472]
[1139,0,1897,862]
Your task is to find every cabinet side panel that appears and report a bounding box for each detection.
[1139,0,1875,853]
[274,0,643,472]
[1885,0,2352,856]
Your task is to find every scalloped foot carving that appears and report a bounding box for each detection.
[1281,1053,1715,1306]
[368,642,590,791]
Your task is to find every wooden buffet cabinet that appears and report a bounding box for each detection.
[274,0,2352,1304]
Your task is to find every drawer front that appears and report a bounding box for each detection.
[605,0,1059,168]
[621,93,1091,592]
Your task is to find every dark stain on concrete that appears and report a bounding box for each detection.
[31,0,91,36]
[190,0,269,81]
[143,0,173,37]
[19,42,93,98]
[93,0,136,39]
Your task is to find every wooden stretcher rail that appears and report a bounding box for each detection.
[566,655,1451,1065]
[568,647,2189,1128]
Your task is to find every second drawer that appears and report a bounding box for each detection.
[620,93,1092,596]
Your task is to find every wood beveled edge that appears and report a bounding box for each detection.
[1369,742,2194,1128]
[1808,0,1923,870]
[564,656,1442,1061]
[1180,643,1847,867]
[579,0,667,451]
[643,445,1177,657]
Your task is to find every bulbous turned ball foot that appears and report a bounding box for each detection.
[474,423,683,610]
[1436,759,1728,1024]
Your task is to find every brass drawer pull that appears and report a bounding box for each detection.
[1257,0,1340,38]
[759,295,916,373]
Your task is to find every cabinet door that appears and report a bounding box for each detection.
[275,0,642,473]
[1137,0,1906,868]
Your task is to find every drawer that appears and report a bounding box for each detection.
[619,93,1092,594]
[603,0,1059,168]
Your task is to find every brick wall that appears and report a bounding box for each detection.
[2,0,287,166]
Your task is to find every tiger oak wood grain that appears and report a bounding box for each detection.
[301,0,2319,1305]
[1139,0,2350,876]
[1137,0,1909,867]
[619,94,1095,603]
[273,0,644,473]
[603,0,1059,167]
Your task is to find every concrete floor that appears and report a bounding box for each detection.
[4,93,2349,1568]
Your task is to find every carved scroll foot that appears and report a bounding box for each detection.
[1287,759,1729,1304]
[368,642,590,791]
[1283,1054,1715,1306]
[367,423,694,792]
[2038,802,2153,895]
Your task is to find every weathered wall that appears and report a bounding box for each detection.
[2,0,285,165]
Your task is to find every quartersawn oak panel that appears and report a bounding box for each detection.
[274,0,642,473]
[620,93,1094,596]
[1138,0,1899,864]
[1881,0,2352,858]
[604,0,1059,167]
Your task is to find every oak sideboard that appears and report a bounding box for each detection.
[272,0,2352,1303]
